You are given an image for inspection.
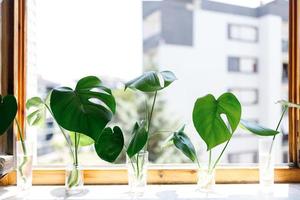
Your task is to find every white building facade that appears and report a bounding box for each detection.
[143,0,289,163]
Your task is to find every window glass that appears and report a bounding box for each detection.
[26,0,289,166]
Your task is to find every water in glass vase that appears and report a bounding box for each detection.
[65,164,84,195]
[259,138,275,192]
[197,167,215,192]
[17,141,33,192]
[127,151,148,196]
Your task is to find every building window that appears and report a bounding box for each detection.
[228,88,259,105]
[228,24,258,42]
[228,57,258,73]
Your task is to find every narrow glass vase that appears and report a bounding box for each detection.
[197,166,215,192]
[127,151,148,196]
[17,140,33,192]
[65,164,84,195]
[259,138,275,190]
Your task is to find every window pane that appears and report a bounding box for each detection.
[26,0,289,165]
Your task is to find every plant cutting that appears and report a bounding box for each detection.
[240,100,300,188]
[0,94,33,191]
[124,70,176,194]
[27,76,124,193]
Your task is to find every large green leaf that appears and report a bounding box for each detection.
[125,71,177,92]
[70,132,94,146]
[94,126,124,163]
[240,119,279,136]
[50,76,116,142]
[126,121,148,158]
[26,97,46,126]
[192,93,241,150]
[172,126,197,162]
[0,95,17,135]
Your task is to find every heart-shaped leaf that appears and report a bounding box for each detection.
[125,71,177,92]
[26,97,46,126]
[193,93,241,150]
[240,119,279,136]
[0,95,17,135]
[126,121,148,158]
[50,76,116,142]
[172,126,197,162]
[94,126,124,162]
[70,132,94,146]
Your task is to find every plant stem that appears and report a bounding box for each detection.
[147,91,158,133]
[74,132,79,166]
[269,106,288,155]
[210,137,232,173]
[208,150,212,171]
[45,104,75,162]
[15,119,27,155]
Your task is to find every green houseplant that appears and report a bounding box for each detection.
[124,70,176,194]
[26,76,124,193]
[165,92,242,191]
[240,100,299,188]
[0,95,33,191]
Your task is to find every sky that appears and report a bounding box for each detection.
[32,0,277,86]
[210,0,275,8]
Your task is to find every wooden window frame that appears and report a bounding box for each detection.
[1,0,300,185]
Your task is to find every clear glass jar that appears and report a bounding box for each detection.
[259,138,275,190]
[65,164,84,195]
[197,166,215,192]
[126,151,148,196]
[16,140,33,191]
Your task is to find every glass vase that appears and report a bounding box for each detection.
[17,140,33,192]
[197,166,215,192]
[259,138,275,190]
[126,151,148,196]
[65,164,84,195]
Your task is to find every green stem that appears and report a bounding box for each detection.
[211,137,232,173]
[269,106,288,155]
[45,104,75,162]
[74,132,79,166]
[15,119,27,155]
[147,91,158,133]
[208,150,212,171]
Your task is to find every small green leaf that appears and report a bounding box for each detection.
[240,119,279,136]
[277,100,300,109]
[26,97,46,126]
[126,121,148,158]
[172,126,197,162]
[70,132,94,146]
[0,95,18,135]
[125,71,176,92]
[94,126,124,163]
[193,93,241,150]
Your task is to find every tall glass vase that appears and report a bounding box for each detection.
[197,166,215,192]
[65,164,84,194]
[127,151,148,196]
[259,138,275,191]
[17,140,33,191]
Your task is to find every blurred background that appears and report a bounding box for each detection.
[25,0,289,166]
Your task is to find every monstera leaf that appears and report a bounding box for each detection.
[168,126,197,162]
[0,95,17,135]
[193,93,241,150]
[26,97,46,126]
[277,100,300,109]
[240,119,279,136]
[125,71,177,92]
[126,121,148,158]
[94,126,124,162]
[50,76,116,142]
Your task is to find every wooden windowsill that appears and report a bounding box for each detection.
[1,165,300,185]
